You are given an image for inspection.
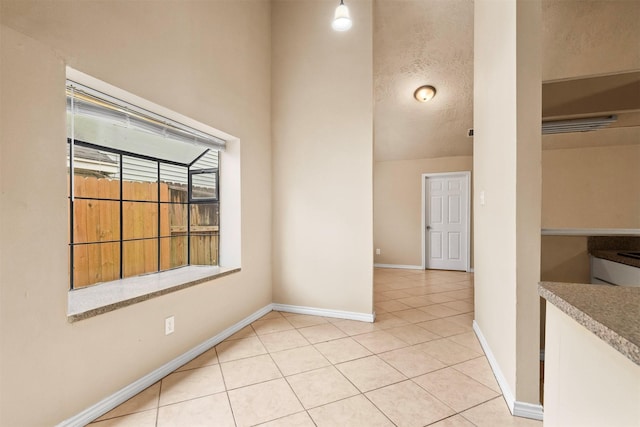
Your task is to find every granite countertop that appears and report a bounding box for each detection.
[590,250,640,268]
[539,281,640,366]
[68,266,241,322]
[588,236,640,268]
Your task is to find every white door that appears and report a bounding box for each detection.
[425,173,469,271]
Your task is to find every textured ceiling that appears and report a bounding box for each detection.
[373,0,474,162]
[373,0,640,162]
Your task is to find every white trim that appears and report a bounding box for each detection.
[57,304,274,427]
[64,67,242,272]
[373,263,423,270]
[541,228,640,236]
[421,171,471,272]
[473,321,544,421]
[514,401,544,421]
[467,268,475,273]
[272,303,375,323]
[473,321,516,414]
[219,137,241,268]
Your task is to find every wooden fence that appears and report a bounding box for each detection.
[71,175,218,288]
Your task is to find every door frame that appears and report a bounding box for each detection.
[421,171,472,272]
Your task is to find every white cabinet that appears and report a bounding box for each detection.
[544,304,640,427]
[590,256,640,286]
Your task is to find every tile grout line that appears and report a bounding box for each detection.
[298,339,399,427]
[370,273,484,424]
[259,310,407,425]
[155,376,162,427]
[457,395,508,424]
[254,320,313,425]
[214,345,240,427]
[93,270,489,426]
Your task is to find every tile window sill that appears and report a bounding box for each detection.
[67,266,240,322]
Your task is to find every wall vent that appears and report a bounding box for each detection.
[466,115,617,138]
[542,115,617,135]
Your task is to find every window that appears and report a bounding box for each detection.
[67,81,224,289]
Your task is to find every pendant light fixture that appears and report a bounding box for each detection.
[332,0,352,32]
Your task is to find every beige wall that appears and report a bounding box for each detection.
[474,0,541,407]
[542,144,640,229]
[539,234,590,348]
[0,2,272,425]
[271,0,374,314]
[513,0,542,403]
[540,144,640,284]
[540,236,590,283]
[373,143,640,277]
[373,156,472,267]
[542,0,640,81]
[375,0,640,275]
[474,0,518,399]
[539,0,640,289]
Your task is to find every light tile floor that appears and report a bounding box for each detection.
[89,268,542,427]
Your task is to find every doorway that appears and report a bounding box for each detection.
[422,172,471,271]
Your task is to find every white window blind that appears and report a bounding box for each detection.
[66,81,226,154]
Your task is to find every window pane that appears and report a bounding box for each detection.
[121,156,158,201]
[72,242,120,288]
[73,200,120,243]
[190,234,218,266]
[160,236,187,270]
[189,203,218,266]
[67,82,225,290]
[190,203,219,229]
[191,150,219,170]
[123,202,158,240]
[191,172,217,200]
[165,184,188,204]
[160,164,188,202]
[123,240,158,278]
[68,144,120,199]
[160,203,187,238]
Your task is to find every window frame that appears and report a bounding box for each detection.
[68,139,220,290]
[65,66,241,321]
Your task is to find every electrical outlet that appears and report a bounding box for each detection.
[376,248,381,255]
[480,190,486,206]
[165,316,175,335]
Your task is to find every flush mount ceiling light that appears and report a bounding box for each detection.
[332,0,352,32]
[414,85,437,102]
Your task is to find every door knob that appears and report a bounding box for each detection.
[426,225,432,230]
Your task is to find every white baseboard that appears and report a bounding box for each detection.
[57,304,274,427]
[514,401,544,420]
[374,263,423,270]
[473,321,516,413]
[272,303,375,323]
[472,321,543,421]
